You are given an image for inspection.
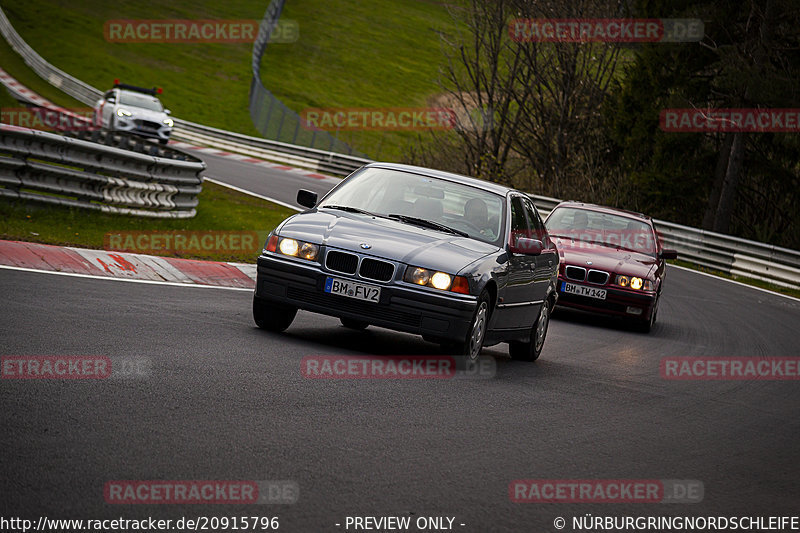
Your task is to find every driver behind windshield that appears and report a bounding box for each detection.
[464,198,493,238]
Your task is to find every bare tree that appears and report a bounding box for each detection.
[510,0,624,198]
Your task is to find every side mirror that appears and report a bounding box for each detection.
[297,189,318,209]
[659,249,678,260]
[107,98,116,104]
[510,238,543,256]
[164,109,171,115]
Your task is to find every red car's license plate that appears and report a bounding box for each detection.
[562,281,607,300]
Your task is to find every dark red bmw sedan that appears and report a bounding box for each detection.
[543,202,677,332]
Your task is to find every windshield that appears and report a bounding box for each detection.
[118,91,163,112]
[546,206,656,256]
[320,167,506,245]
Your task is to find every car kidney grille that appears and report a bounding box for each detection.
[325,250,358,274]
[565,266,586,281]
[359,258,394,282]
[586,269,609,285]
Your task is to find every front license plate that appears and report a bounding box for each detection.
[562,281,607,300]
[325,277,381,303]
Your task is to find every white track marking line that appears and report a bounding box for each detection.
[203,176,302,211]
[668,264,800,303]
[0,264,253,291]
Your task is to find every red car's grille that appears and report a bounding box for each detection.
[565,265,586,281]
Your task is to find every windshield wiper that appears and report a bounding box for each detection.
[321,205,380,217]
[387,214,469,237]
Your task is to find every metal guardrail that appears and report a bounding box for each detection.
[0,124,205,218]
[0,7,798,289]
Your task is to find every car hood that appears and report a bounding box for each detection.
[553,237,657,278]
[278,210,499,274]
[121,106,167,123]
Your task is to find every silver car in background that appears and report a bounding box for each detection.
[94,82,173,144]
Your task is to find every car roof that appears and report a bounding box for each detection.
[363,162,517,197]
[550,201,653,224]
[117,89,161,100]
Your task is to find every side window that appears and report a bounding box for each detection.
[522,197,547,244]
[509,196,530,246]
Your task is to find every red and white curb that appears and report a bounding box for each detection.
[0,67,53,107]
[0,240,256,290]
[0,67,93,127]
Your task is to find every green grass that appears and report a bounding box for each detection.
[670,259,800,300]
[2,0,459,160]
[0,181,294,263]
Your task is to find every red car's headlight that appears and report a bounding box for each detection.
[615,275,654,291]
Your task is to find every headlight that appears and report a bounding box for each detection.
[407,267,430,286]
[430,272,452,291]
[404,266,470,294]
[268,235,319,261]
[116,108,132,117]
[279,238,299,256]
[163,118,173,127]
[615,274,654,291]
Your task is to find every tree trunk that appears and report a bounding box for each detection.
[713,132,744,233]
[702,132,734,229]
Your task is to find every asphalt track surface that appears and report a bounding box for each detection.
[2,154,800,531]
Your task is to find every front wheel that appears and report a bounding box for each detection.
[253,297,297,332]
[509,299,551,362]
[635,294,659,333]
[443,290,491,366]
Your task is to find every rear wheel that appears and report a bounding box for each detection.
[253,297,296,332]
[509,299,551,362]
[340,318,368,330]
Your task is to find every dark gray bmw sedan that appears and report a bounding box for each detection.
[253,163,558,363]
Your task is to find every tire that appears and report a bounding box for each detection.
[340,318,368,330]
[253,296,297,332]
[635,294,659,333]
[444,290,491,366]
[509,298,552,362]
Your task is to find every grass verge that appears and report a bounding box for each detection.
[0,181,294,263]
[2,0,458,160]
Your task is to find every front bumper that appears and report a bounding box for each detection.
[255,253,478,343]
[555,276,656,320]
[114,117,171,141]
